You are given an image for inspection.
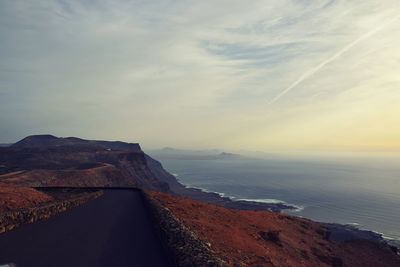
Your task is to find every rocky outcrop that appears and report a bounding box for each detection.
[142,191,226,267]
[0,190,103,234]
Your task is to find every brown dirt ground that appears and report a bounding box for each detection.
[0,183,53,212]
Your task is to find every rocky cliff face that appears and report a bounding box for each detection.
[0,135,169,190]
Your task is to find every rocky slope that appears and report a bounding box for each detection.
[150,191,400,267]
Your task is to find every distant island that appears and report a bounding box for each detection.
[148,147,245,160]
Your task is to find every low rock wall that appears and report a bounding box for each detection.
[0,191,103,234]
[141,192,226,267]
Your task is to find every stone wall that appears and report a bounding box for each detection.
[141,192,226,267]
[0,191,103,234]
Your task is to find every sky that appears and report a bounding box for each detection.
[1,0,399,152]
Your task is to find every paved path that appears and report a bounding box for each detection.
[0,190,172,267]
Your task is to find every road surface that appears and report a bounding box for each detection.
[0,190,172,267]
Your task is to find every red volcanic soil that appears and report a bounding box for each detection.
[0,183,53,212]
[150,192,400,267]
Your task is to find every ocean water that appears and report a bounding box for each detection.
[154,154,400,241]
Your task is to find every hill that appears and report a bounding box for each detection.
[0,135,166,190]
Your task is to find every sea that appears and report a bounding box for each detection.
[152,152,400,242]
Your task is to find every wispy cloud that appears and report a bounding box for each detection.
[267,13,400,105]
[0,0,399,151]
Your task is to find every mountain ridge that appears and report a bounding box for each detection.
[12,134,142,151]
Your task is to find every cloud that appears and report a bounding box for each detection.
[267,13,400,105]
[0,0,399,151]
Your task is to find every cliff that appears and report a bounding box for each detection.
[0,135,168,190]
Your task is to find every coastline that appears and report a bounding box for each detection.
[181,182,304,212]
[171,177,297,212]
[171,175,400,250]
[327,223,400,253]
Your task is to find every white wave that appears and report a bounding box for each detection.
[291,205,305,212]
[234,198,286,204]
[232,197,304,212]
[370,230,398,241]
[344,223,400,242]
[345,222,361,227]
[182,184,228,198]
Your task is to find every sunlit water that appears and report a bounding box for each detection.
[152,154,400,241]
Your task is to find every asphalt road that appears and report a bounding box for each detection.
[0,190,172,267]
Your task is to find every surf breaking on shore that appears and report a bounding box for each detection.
[173,173,400,249]
[174,174,304,212]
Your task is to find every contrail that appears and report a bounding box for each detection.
[267,15,400,105]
